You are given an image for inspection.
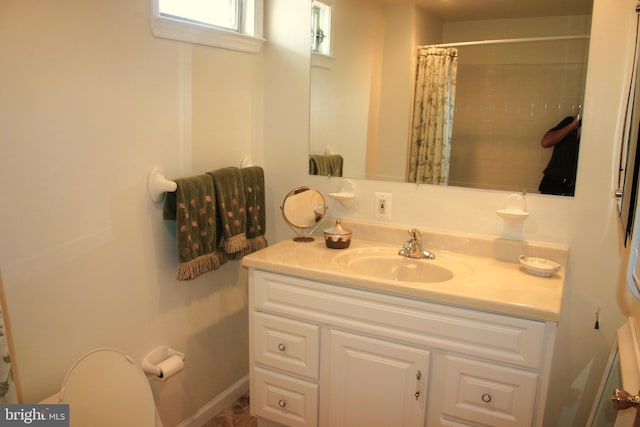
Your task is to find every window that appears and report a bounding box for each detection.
[159,0,240,31]
[150,0,264,53]
[311,0,332,56]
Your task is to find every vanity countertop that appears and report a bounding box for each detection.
[242,234,567,322]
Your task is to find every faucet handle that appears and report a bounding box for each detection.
[408,228,422,241]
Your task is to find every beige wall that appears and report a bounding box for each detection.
[0,0,262,425]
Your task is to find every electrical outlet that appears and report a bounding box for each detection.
[375,192,392,220]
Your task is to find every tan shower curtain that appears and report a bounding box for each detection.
[407,47,458,184]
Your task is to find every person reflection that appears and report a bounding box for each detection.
[538,115,581,196]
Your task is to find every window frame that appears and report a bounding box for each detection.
[150,0,265,54]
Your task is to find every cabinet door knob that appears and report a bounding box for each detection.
[481,393,492,403]
[278,343,286,352]
[278,399,287,408]
[612,388,640,410]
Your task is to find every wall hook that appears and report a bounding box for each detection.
[240,156,253,168]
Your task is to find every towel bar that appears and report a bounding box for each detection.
[147,159,256,203]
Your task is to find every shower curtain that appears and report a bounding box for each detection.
[407,47,458,184]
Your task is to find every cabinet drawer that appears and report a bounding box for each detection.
[429,353,538,427]
[252,270,548,369]
[253,366,318,427]
[254,312,320,379]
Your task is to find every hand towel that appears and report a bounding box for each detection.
[163,174,226,280]
[309,155,319,175]
[241,166,268,254]
[309,154,343,177]
[209,167,248,259]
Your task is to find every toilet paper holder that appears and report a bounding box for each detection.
[142,345,184,381]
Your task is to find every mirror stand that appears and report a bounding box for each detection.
[287,224,322,243]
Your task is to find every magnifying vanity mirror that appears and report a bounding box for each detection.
[281,187,328,242]
[309,0,593,195]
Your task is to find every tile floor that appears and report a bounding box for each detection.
[201,392,257,427]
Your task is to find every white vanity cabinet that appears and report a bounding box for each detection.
[248,269,556,427]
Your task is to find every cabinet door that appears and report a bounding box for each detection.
[323,329,430,427]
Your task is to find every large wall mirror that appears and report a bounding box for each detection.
[309,0,593,195]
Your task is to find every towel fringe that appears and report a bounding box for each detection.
[224,233,248,255]
[248,236,268,253]
[177,253,226,281]
[225,236,268,260]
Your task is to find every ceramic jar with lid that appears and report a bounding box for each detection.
[324,219,352,249]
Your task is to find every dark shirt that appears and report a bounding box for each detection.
[543,116,580,186]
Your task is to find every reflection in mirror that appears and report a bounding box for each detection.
[309,0,592,195]
[281,187,328,242]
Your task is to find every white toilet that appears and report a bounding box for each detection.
[43,348,162,427]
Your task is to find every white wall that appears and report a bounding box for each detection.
[266,0,634,426]
[0,0,262,425]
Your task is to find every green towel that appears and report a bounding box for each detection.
[309,154,343,177]
[241,166,268,254]
[209,167,248,259]
[163,174,226,280]
[309,155,319,175]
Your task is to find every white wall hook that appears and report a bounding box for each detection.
[147,167,177,203]
[240,156,253,168]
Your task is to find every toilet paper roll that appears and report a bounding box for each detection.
[157,355,184,381]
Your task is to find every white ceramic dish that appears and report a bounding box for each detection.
[496,209,530,220]
[519,255,561,277]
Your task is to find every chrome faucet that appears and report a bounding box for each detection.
[399,228,435,260]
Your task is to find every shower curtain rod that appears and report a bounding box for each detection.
[425,34,589,49]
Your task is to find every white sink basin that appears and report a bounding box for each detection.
[334,247,473,284]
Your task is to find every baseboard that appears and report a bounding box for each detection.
[176,374,249,427]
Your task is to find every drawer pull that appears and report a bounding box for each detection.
[481,393,492,403]
[278,343,286,352]
[278,399,287,408]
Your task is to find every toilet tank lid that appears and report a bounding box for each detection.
[57,348,155,427]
